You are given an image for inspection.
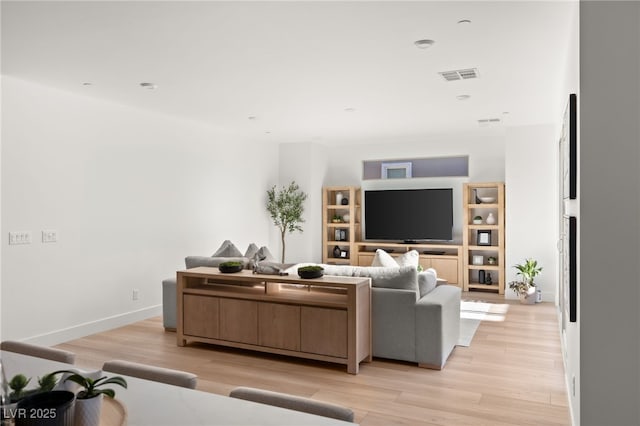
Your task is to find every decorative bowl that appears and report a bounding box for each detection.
[298,267,324,279]
[218,262,243,273]
[479,197,496,203]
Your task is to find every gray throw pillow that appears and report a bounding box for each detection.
[212,240,243,257]
[244,243,259,259]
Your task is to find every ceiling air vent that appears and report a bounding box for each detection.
[478,118,502,127]
[439,68,479,81]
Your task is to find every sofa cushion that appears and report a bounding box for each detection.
[418,268,438,298]
[244,243,260,259]
[185,256,249,269]
[322,264,418,292]
[370,249,419,268]
[212,240,243,257]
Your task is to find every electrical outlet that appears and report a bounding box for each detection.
[132,289,139,301]
[9,231,32,245]
[42,230,58,243]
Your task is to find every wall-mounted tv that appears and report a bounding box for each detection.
[364,188,453,242]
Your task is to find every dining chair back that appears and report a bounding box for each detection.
[229,386,354,422]
[1,341,76,364]
[102,359,197,389]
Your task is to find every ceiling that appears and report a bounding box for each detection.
[1,1,577,145]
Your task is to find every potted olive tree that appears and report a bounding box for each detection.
[266,181,307,263]
[509,259,543,304]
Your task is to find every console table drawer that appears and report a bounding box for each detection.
[258,302,301,351]
[300,306,347,358]
[183,294,219,339]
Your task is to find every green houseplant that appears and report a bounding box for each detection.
[508,258,543,304]
[266,181,308,263]
[52,370,127,426]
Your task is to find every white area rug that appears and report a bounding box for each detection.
[457,299,510,347]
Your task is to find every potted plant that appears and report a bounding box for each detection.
[472,215,483,224]
[52,370,127,426]
[297,265,324,279]
[8,372,59,402]
[218,260,243,273]
[508,258,543,304]
[331,215,343,223]
[266,181,308,263]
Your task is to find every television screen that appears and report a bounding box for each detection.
[364,188,453,242]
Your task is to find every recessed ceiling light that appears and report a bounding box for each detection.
[457,19,472,25]
[82,82,92,86]
[414,39,435,49]
[248,116,257,120]
[139,82,157,90]
[502,111,510,115]
[344,108,356,112]
[456,94,471,101]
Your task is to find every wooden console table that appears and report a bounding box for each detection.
[177,267,372,374]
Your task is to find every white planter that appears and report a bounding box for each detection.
[74,394,103,426]
[519,287,537,305]
[485,213,496,225]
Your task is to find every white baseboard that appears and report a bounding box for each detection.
[23,305,162,346]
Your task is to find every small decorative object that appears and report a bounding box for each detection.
[509,258,543,305]
[341,197,349,205]
[297,265,324,279]
[478,269,486,284]
[218,261,243,273]
[340,229,347,241]
[487,256,497,265]
[479,196,496,203]
[381,161,412,179]
[472,215,483,224]
[485,272,493,284]
[340,250,349,258]
[342,213,350,222]
[334,229,342,241]
[473,189,481,204]
[485,212,496,225]
[331,215,343,223]
[51,370,127,426]
[477,230,491,246]
[333,245,341,258]
[335,192,343,205]
[472,255,484,265]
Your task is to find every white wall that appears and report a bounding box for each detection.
[504,124,558,302]
[579,3,640,425]
[1,76,279,344]
[323,129,506,244]
[277,142,328,264]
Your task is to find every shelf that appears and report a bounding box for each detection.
[467,265,500,270]
[468,283,500,291]
[322,186,361,266]
[468,225,499,230]
[468,245,499,251]
[468,203,499,208]
[327,222,351,227]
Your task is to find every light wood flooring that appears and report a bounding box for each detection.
[57,291,570,425]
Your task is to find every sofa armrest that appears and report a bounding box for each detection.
[414,284,461,369]
[371,287,419,362]
[162,277,177,330]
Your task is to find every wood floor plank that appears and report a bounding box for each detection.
[56,291,570,425]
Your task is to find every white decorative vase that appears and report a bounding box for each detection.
[335,192,343,205]
[342,213,350,222]
[74,394,103,426]
[485,213,496,225]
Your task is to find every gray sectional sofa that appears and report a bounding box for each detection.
[163,259,460,369]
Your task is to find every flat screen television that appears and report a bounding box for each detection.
[364,188,453,242]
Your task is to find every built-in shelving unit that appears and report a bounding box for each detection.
[462,182,505,294]
[322,186,361,265]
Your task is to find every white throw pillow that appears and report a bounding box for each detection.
[396,250,420,268]
[371,249,398,267]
